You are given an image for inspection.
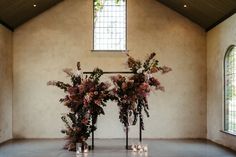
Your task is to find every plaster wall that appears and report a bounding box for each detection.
[207,13,236,150]
[13,0,206,139]
[0,25,13,143]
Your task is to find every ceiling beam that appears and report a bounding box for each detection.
[156,0,236,32]
[206,9,236,31]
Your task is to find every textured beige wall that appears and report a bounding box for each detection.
[0,25,13,143]
[207,14,236,150]
[13,0,206,139]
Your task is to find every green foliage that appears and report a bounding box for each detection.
[94,0,124,16]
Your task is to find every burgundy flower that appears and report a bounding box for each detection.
[122,82,127,90]
[67,87,77,95]
[94,100,101,105]
[149,77,160,87]
[82,118,89,125]
[78,85,84,93]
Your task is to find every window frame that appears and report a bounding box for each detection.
[92,0,128,52]
[224,45,236,135]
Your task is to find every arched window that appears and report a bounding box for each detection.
[224,45,236,134]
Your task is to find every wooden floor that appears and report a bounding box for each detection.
[0,139,235,157]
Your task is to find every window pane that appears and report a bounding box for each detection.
[225,46,236,134]
[93,0,126,51]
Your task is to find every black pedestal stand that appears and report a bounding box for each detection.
[126,126,129,150]
[91,130,94,150]
[91,115,95,150]
[139,115,142,143]
[125,116,143,150]
[125,111,132,150]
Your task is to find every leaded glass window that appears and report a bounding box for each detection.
[224,45,236,134]
[93,0,127,51]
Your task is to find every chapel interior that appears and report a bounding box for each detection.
[0,0,236,157]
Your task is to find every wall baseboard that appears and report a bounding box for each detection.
[0,138,13,146]
[207,138,236,152]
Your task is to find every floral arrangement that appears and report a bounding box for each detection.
[111,53,171,130]
[47,62,110,151]
[47,53,171,151]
